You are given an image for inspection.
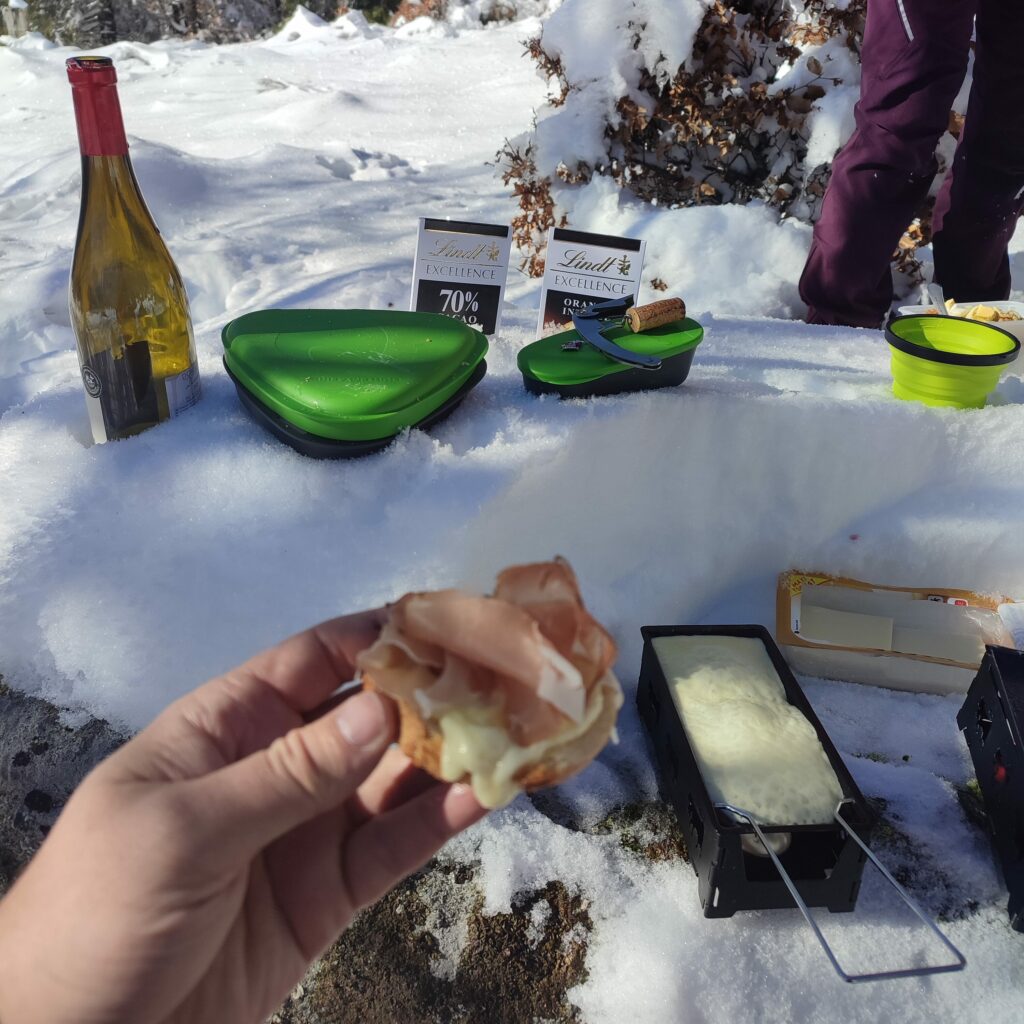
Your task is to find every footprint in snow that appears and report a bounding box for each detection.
[316,150,417,182]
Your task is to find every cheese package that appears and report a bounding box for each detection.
[777,571,1021,695]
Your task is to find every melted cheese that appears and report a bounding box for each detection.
[653,636,843,826]
[435,674,615,808]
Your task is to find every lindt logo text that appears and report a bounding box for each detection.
[557,249,632,276]
[428,239,502,262]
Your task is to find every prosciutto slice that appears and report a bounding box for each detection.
[357,558,617,745]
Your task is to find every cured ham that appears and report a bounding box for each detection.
[357,558,622,806]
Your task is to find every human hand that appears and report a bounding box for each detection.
[0,610,487,1024]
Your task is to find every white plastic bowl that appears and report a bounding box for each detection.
[897,300,1024,343]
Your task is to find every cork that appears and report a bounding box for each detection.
[626,298,686,333]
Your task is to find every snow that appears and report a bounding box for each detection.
[561,177,811,317]
[542,0,708,86]
[3,5,1024,1021]
[269,6,333,44]
[797,43,862,170]
[532,0,710,175]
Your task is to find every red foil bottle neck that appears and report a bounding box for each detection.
[66,57,128,157]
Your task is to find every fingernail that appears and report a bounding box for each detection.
[447,783,487,816]
[336,692,388,747]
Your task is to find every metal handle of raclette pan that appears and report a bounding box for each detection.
[571,296,686,371]
[716,801,967,984]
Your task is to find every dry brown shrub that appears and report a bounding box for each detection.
[391,0,447,24]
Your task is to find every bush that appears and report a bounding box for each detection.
[26,1,322,45]
[499,0,951,288]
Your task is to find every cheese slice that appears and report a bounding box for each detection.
[800,604,894,651]
[890,626,984,664]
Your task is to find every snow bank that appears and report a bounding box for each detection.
[269,5,332,44]
[532,0,710,177]
[542,0,707,88]
[559,177,812,318]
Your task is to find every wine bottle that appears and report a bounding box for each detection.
[66,56,201,443]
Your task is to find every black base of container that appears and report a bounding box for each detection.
[225,359,486,459]
[957,645,1024,932]
[522,347,696,399]
[637,624,874,918]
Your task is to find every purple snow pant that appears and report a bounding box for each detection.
[800,0,1024,328]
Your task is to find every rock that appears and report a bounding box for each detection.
[0,681,126,894]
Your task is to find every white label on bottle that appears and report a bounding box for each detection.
[165,363,201,418]
[84,391,107,444]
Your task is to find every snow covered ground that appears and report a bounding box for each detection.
[2,7,1024,1021]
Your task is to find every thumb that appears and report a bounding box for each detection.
[192,690,396,857]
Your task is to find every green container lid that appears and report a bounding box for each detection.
[519,317,703,393]
[222,309,488,445]
[885,315,1020,409]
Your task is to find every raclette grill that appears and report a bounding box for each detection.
[958,645,1024,931]
[637,624,967,983]
[637,624,873,918]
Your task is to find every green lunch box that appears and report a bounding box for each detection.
[222,309,488,458]
[518,297,703,398]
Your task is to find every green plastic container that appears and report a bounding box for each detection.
[519,317,704,398]
[886,314,1020,409]
[222,309,487,457]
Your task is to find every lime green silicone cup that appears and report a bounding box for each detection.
[885,314,1020,409]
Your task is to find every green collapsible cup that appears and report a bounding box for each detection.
[885,314,1020,409]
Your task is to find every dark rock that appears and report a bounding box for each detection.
[23,791,54,814]
[0,684,126,894]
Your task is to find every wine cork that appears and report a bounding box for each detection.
[626,298,686,333]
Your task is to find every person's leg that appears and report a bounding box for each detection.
[800,0,975,327]
[932,0,1024,300]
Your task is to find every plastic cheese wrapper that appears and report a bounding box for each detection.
[356,558,623,809]
[777,571,1022,695]
[652,635,844,826]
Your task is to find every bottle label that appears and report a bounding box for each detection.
[81,343,160,443]
[164,363,201,418]
[82,365,102,398]
[82,369,108,443]
[80,346,200,444]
